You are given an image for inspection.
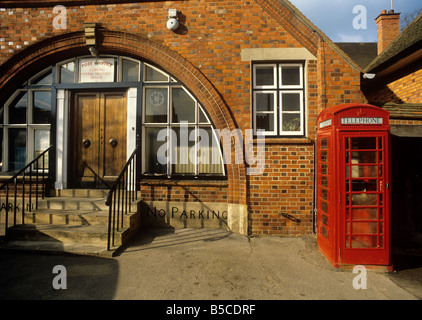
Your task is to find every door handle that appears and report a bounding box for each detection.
[109,138,118,147]
[82,139,91,148]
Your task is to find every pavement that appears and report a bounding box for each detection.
[0,227,421,302]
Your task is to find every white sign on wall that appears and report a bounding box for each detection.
[79,58,115,83]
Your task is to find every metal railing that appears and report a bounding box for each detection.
[0,146,53,235]
[105,146,139,251]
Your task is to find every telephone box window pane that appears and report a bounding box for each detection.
[321,151,327,163]
[282,113,300,132]
[351,208,378,220]
[351,236,377,248]
[351,151,377,164]
[255,66,275,87]
[379,236,384,248]
[352,222,378,234]
[8,92,27,124]
[33,91,51,124]
[321,213,328,226]
[145,88,168,123]
[321,201,328,213]
[321,163,328,175]
[281,93,301,112]
[345,236,350,247]
[321,138,328,150]
[122,59,139,82]
[256,114,275,132]
[350,165,378,178]
[8,128,26,171]
[144,127,167,174]
[60,62,75,84]
[321,225,328,239]
[322,188,328,200]
[171,88,196,123]
[321,175,328,188]
[351,137,377,150]
[352,194,377,206]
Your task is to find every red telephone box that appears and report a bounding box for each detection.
[316,103,392,269]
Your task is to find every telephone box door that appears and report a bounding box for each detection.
[339,132,391,265]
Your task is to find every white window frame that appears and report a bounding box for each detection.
[253,90,277,136]
[279,90,304,136]
[279,63,304,89]
[252,62,305,136]
[253,64,277,89]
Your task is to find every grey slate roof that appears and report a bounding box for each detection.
[335,43,378,70]
[364,12,422,72]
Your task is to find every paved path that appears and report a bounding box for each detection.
[0,228,420,301]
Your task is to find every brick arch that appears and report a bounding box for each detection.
[0,30,246,205]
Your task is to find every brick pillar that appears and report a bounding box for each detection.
[376,10,400,55]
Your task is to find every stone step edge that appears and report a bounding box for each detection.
[6,223,130,246]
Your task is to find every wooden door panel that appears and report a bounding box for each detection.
[74,92,100,184]
[102,92,127,179]
[70,91,127,188]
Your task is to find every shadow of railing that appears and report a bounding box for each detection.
[121,227,232,253]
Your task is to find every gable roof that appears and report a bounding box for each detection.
[365,11,422,72]
[254,0,364,72]
[335,43,378,70]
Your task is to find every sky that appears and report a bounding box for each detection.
[289,0,422,42]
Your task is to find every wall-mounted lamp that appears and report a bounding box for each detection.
[167,9,180,31]
[363,73,376,80]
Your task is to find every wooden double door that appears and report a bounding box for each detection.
[70,91,127,188]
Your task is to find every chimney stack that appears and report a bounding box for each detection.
[376,9,401,54]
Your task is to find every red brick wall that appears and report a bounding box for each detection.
[140,180,228,203]
[0,0,368,236]
[366,67,422,105]
[317,38,367,113]
[249,143,314,236]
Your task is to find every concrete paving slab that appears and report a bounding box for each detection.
[0,228,420,301]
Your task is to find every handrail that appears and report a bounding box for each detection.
[105,146,139,251]
[0,146,53,236]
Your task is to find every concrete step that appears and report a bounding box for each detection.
[1,189,143,256]
[6,223,127,247]
[38,196,138,212]
[38,197,109,211]
[51,189,110,198]
[50,189,141,199]
[22,209,131,226]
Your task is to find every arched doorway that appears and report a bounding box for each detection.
[0,31,248,234]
